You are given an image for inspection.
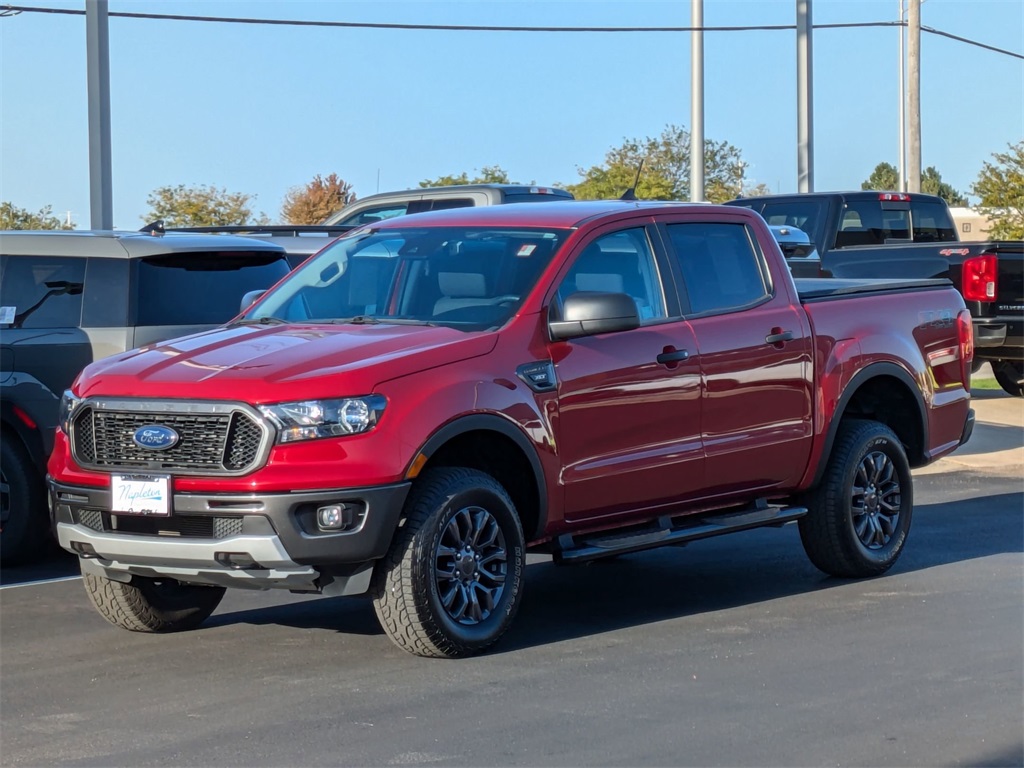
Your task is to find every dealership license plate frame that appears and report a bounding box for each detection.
[110,474,171,516]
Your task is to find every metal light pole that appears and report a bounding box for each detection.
[898,0,906,191]
[690,0,704,202]
[796,0,814,192]
[86,0,113,229]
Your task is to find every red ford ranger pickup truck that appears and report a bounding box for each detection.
[48,201,975,658]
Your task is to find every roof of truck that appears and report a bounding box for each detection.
[0,230,287,259]
[357,199,728,231]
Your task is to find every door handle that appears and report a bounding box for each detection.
[657,349,690,365]
[765,329,795,344]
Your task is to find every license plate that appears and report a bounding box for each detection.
[111,474,170,516]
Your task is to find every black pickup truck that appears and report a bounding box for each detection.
[728,191,1024,396]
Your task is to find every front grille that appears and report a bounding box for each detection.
[71,403,268,475]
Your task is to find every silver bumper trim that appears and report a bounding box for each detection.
[57,523,319,591]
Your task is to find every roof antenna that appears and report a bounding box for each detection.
[139,219,165,235]
[620,159,645,201]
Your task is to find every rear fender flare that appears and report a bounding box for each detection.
[811,361,928,487]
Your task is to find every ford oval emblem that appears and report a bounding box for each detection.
[132,425,180,451]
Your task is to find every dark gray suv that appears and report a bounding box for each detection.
[0,230,290,564]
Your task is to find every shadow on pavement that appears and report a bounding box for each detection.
[0,547,79,587]
[204,490,1023,652]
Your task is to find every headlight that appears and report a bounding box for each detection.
[58,390,82,434]
[259,395,387,444]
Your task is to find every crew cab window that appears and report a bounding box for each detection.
[554,228,667,324]
[0,255,85,329]
[135,253,292,326]
[666,223,769,314]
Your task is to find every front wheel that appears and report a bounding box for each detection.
[83,571,225,632]
[799,420,913,578]
[372,467,525,658]
[992,360,1024,397]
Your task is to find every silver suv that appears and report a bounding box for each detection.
[0,230,290,564]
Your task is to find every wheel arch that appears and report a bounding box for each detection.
[407,414,548,542]
[812,362,928,486]
[0,404,47,475]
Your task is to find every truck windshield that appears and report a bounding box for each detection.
[246,226,567,331]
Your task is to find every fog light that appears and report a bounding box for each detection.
[317,504,352,531]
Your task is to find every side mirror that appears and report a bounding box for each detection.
[240,290,266,314]
[769,225,816,259]
[549,292,640,341]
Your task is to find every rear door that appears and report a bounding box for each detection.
[548,221,705,524]
[658,214,814,499]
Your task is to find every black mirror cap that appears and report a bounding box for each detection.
[549,291,640,341]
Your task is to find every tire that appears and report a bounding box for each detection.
[992,360,1024,398]
[82,571,225,632]
[0,434,47,566]
[372,467,525,658]
[799,419,913,578]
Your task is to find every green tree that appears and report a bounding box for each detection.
[861,162,968,205]
[281,173,356,224]
[0,202,73,230]
[971,140,1024,240]
[563,125,749,204]
[142,184,267,227]
[861,162,899,191]
[420,165,513,187]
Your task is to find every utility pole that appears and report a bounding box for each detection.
[907,0,921,192]
[690,0,704,202]
[86,0,113,229]
[796,0,814,192]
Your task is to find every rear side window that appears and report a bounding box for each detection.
[134,252,291,326]
[0,255,86,329]
[666,223,769,315]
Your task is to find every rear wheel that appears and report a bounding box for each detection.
[372,467,525,658]
[992,360,1024,397]
[799,419,913,578]
[0,434,47,566]
[83,571,225,632]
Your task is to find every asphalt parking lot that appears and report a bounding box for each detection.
[1,390,1021,767]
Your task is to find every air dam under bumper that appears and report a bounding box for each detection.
[50,479,410,593]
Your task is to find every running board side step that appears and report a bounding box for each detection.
[553,504,808,564]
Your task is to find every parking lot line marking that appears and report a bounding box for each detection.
[0,575,82,590]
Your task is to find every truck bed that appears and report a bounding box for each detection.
[796,277,953,302]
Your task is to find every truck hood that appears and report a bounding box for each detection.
[76,323,498,403]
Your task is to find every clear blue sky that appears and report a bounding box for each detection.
[2,0,1022,228]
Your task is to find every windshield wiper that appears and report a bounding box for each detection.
[229,316,290,327]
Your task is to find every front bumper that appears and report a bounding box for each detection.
[49,478,410,594]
